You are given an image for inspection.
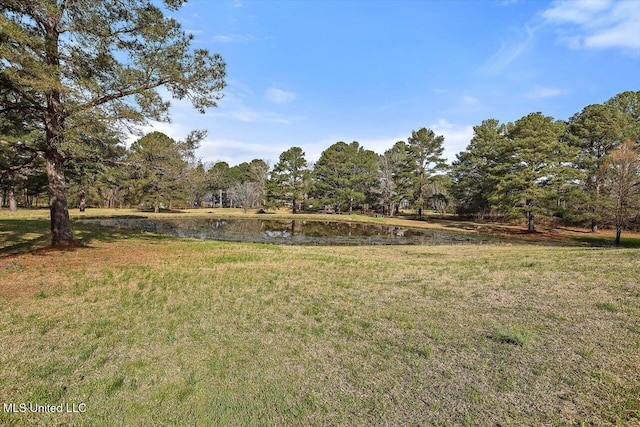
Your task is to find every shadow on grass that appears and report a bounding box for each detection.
[0,219,52,256]
[0,219,175,258]
[409,216,640,248]
[573,234,640,249]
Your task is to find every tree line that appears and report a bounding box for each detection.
[3,90,639,243]
[0,2,638,245]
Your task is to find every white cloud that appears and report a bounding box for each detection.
[480,24,536,74]
[264,88,297,105]
[124,121,189,147]
[462,95,480,105]
[359,136,406,156]
[542,0,640,53]
[198,138,281,165]
[205,34,256,43]
[208,90,300,124]
[524,86,565,99]
[429,119,474,163]
[210,108,293,124]
[542,0,611,24]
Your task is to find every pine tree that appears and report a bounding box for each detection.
[0,0,225,243]
[493,113,574,232]
[568,104,628,231]
[405,128,448,219]
[450,119,510,218]
[313,141,378,214]
[270,147,309,213]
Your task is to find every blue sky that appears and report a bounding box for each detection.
[143,0,640,166]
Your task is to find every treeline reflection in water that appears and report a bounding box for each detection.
[80,217,497,246]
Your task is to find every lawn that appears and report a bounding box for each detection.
[0,209,639,425]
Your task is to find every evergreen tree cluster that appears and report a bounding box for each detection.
[449,91,639,235]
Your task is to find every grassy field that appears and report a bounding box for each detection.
[0,209,639,425]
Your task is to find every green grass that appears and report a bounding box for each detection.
[490,326,534,346]
[575,233,640,248]
[0,211,639,425]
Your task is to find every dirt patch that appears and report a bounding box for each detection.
[0,240,167,299]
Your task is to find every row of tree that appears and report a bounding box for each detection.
[3,91,638,243]
[2,1,637,245]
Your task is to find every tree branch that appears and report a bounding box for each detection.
[0,139,43,155]
[0,139,41,174]
[77,78,170,113]
[70,155,130,168]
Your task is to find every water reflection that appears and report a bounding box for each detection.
[81,217,496,246]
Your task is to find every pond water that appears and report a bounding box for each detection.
[80,217,498,246]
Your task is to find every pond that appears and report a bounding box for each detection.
[79,217,499,246]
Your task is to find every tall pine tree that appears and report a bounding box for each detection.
[0,0,225,244]
[270,147,309,213]
[405,128,448,219]
[450,119,510,218]
[493,113,574,232]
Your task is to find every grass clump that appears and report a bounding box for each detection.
[490,326,534,346]
[594,301,618,312]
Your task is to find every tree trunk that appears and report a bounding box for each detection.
[79,190,86,212]
[591,181,600,232]
[42,13,73,244]
[615,226,622,246]
[9,188,17,212]
[154,186,161,213]
[219,189,223,208]
[525,198,535,232]
[45,150,74,244]
[292,197,297,214]
[25,189,33,207]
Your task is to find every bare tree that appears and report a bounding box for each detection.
[228,182,261,214]
[601,139,640,245]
